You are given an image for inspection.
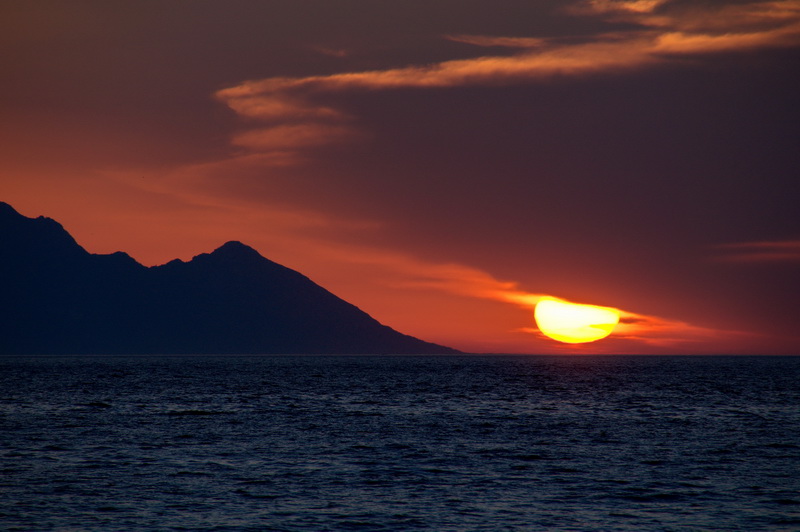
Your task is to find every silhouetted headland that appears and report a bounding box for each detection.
[0,202,459,354]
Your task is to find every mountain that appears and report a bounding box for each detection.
[0,202,459,355]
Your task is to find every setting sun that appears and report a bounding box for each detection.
[534,298,620,344]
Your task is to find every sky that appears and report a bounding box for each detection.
[2,0,799,354]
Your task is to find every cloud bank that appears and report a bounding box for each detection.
[215,0,800,159]
[714,239,800,263]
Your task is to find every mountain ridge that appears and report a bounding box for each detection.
[0,202,459,355]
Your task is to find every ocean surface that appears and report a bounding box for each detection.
[1,355,799,531]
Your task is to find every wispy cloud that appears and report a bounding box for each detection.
[230,124,362,151]
[215,1,800,162]
[714,239,800,263]
[308,45,351,58]
[612,310,738,347]
[569,0,800,32]
[387,262,740,349]
[570,0,669,15]
[445,34,547,49]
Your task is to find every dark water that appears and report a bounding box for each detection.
[1,355,799,531]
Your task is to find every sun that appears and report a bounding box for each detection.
[534,297,620,344]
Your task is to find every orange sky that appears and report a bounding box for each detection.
[2,0,799,353]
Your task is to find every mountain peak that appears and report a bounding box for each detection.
[204,241,267,265]
[213,241,259,256]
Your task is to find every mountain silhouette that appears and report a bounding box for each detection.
[0,202,459,354]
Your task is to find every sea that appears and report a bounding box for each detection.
[1,355,798,531]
